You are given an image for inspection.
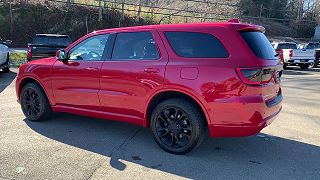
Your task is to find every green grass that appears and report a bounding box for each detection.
[9,51,27,67]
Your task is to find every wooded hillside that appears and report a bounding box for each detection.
[240,0,320,39]
[0,0,319,47]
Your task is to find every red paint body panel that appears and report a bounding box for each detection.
[51,60,102,111]
[16,22,282,138]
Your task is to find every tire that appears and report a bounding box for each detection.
[283,63,288,70]
[313,61,319,68]
[299,64,309,70]
[2,53,10,73]
[20,83,52,122]
[150,98,206,154]
[2,67,9,73]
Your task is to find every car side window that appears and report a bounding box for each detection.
[165,32,229,58]
[68,34,109,61]
[111,32,160,60]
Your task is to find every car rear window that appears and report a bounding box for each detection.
[306,43,320,49]
[33,35,72,46]
[240,31,276,60]
[277,43,297,49]
[164,32,228,58]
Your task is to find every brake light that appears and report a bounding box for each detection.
[27,45,32,60]
[289,49,293,58]
[276,49,284,62]
[236,67,275,85]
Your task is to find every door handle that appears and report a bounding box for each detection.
[144,68,160,73]
[86,67,98,71]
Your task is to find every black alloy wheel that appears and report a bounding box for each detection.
[155,107,193,148]
[20,83,52,121]
[151,99,206,154]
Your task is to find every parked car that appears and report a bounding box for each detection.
[299,42,320,68]
[315,49,320,68]
[272,42,315,69]
[0,37,11,73]
[16,21,283,154]
[27,34,72,61]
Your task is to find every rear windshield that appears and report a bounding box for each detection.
[277,43,297,49]
[306,43,320,49]
[240,31,276,60]
[33,35,72,46]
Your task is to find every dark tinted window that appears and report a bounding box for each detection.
[33,35,72,46]
[277,43,297,49]
[306,43,320,49]
[165,32,228,58]
[240,31,276,59]
[111,32,160,60]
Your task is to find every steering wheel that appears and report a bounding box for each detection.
[87,51,101,60]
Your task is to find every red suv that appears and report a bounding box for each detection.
[16,21,283,154]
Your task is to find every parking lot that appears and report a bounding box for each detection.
[0,67,319,180]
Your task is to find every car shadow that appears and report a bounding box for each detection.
[24,113,320,179]
[0,70,16,93]
[283,66,320,75]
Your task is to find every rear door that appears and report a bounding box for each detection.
[98,30,168,124]
[51,34,110,111]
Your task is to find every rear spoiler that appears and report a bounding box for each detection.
[227,19,266,33]
[238,26,266,33]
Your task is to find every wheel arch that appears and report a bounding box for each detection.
[144,89,210,128]
[18,77,52,105]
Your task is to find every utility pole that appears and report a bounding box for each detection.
[118,0,124,27]
[98,0,102,22]
[136,0,142,22]
[259,4,263,17]
[9,2,13,39]
[85,16,89,34]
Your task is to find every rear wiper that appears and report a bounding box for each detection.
[274,53,280,57]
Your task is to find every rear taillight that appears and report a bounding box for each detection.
[276,49,284,62]
[289,49,293,58]
[236,68,275,85]
[27,45,32,60]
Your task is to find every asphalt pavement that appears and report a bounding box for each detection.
[0,67,319,180]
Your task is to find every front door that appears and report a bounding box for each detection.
[51,34,110,111]
[99,30,169,124]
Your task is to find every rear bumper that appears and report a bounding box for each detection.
[285,59,314,65]
[209,106,281,137]
[207,92,283,138]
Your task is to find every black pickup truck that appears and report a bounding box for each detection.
[27,34,72,61]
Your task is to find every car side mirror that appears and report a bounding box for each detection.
[56,50,67,61]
